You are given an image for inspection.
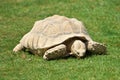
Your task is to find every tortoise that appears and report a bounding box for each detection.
[13,15,106,60]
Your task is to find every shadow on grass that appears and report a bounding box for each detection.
[12,49,108,61]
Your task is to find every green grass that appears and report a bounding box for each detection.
[0,0,120,80]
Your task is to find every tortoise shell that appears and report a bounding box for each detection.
[20,15,92,49]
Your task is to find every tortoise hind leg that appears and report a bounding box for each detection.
[13,43,24,52]
[43,44,67,60]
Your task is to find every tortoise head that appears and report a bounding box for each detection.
[70,40,86,58]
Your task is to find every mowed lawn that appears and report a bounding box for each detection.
[0,0,120,80]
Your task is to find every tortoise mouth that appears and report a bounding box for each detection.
[71,52,85,59]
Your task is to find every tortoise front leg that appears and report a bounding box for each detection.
[43,44,67,60]
[86,41,107,54]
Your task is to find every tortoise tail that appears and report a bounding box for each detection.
[13,43,24,52]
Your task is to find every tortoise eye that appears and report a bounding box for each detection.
[76,52,80,55]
